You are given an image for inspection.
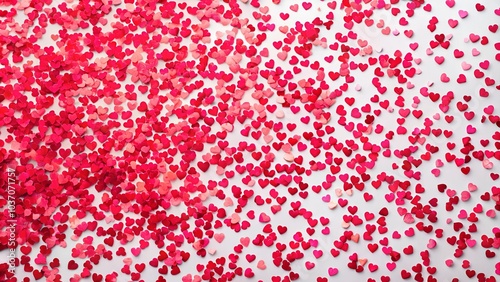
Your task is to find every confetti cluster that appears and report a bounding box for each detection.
[0,0,500,281]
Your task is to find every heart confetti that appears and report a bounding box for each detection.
[0,0,499,281]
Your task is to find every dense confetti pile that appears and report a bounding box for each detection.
[0,0,500,281]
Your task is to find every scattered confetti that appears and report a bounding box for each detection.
[0,0,499,281]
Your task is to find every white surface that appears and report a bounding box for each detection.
[1,0,499,281]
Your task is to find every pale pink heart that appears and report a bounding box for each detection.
[264,135,273,143]
[341,221,350,228]
[427,239,437,249]
[283,153,294,162]
[486,210,496,218]
[231,213,240,224]
[403,213,415,224]
[223,198,233,207]
[216,166,225,175]
[461,62,471,70]
[328,201,338,209]
[221,123,233,131]
[397,207,408,216]
[467,183,478,192]
[282,143,292,153]
[277,51,287,61]
[446,189,456,197]
[483,159,493,169]
[240,237,250,247]
[275,110,284,118]
[123,258,133,265]
[259,212,271,223]
[461,191,471,201]
[214,233,225,243]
